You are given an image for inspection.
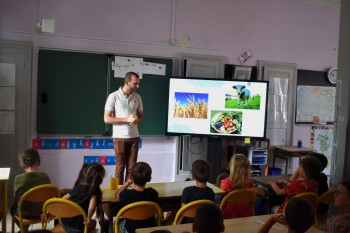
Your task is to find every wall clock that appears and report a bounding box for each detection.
[328,67,337,84]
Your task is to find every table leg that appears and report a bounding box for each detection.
[1,180,7,233]
[99,203,114,233]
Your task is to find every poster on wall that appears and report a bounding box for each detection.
[310,126,333,176]
[296,86,336,124]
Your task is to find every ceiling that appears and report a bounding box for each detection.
[289,0,340,8]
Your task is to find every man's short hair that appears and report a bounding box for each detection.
[192,159,211,183]
[131,162,152,186]
[284,197,314,233]
[125,71,139,81]
[194,203,224,233]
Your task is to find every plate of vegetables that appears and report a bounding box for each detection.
[210,112,241,134]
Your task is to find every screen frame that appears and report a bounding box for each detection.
[165,76,269,140]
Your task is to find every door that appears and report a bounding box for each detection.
[175,54,226,181]
[0,40,32,192]
[258,60,297,174]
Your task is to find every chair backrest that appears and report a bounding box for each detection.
[114,201,162,233]
[173,199,215,225]
[294,192,319,209]
[42,198,88,233]
[292,192,319,226]
[18,184,61,218]
[318,189,337,205]
[219,189,256,215]
[316,189,337,226]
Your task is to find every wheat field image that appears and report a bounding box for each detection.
[173,92,208,119]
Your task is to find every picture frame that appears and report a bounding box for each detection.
[233,66,252,80]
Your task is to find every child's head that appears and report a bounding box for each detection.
[284,197,314,233]
[216,172,229,187]
[131,162,152,186]
[228,154,250,189]
[193,203,224,233]
[310,152,328,171]
[74,163,91,187]
[83,163,105,186]
[299,156,322,180]
[18,148,41,169]
[334,179,350,209]
[191,159,211,183]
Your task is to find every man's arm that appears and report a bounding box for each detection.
[104,111,135,125]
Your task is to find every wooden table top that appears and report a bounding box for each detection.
[274,145,314,153]
[102,181,226,204]
[136,214,323,233]
[252,175,291,186]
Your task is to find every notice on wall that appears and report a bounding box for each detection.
[0,111,14,134]
[0,63,15,86]
[296,86,336,123]
[310,126,333,175]
[112,56,166,78]
[0,87,15,110]
[112,57,143,78]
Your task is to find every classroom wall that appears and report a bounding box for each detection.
[0,0,340,186]
[39,137,176,188]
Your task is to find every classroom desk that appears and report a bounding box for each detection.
[252,175,290,197]
[252,175,290,214]
[0,168,10,233]
[135,214,323,233]
[101,181,226,233]
[273,146,313,174]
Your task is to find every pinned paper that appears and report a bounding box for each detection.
[112,56,166,78]
[244,138,251,144]
[140,62,166,76]
[112,57,143,78]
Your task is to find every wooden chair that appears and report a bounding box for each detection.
[317,189,337,226]
[114,201,162,233]
[43,197,95,233]
[11,184,60,233]
[219,189,256,218]
[293,192,319,226]
[173,199,214,225]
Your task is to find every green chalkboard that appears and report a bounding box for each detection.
[37,49,172,135]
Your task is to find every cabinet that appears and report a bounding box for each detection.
[223,138,270,176]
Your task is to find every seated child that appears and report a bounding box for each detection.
[61,163,105,233]
[290,152,329,215]
[268,156,322,213]
[180,159,215,223]
[215,172,229,204]
[10,148,51,219]
[321,179,350,233]
[115,161,159,233]
[257,197,315,233]
[192,203,225,233]
[220,154,254,218]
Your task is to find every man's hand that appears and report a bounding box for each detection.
[128,113,138,125]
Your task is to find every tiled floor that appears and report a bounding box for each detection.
[3,212,101,232]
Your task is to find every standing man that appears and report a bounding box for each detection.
[104,71,144,184]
